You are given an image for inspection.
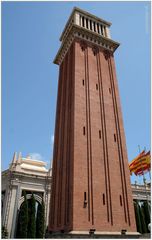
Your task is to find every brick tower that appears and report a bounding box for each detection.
[49,7,136,235]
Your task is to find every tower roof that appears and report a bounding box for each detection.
[54,7,120,65]
[60,7,112,42]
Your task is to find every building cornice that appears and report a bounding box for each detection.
[54,24,120,65]
[2,169,52,181]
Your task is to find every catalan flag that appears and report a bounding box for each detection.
[129,150,145,174]
[129,150,151,176]
[134,151,151,176]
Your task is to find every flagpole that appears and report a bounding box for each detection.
[138,145,144,184]
[148,169,151,180]
[138,145,146,184]
[137,145,141,186]
[141,146,150,219]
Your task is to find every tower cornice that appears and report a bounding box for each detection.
[54,7,120,65]
[54,24,120,65]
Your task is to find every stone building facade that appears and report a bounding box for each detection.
[132,183,151,201]
[1,153,150,238]
[2,153,51,238]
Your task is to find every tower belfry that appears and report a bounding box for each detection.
[49,7,136,234]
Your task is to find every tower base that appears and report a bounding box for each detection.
[46,230,142,239]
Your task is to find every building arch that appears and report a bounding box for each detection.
[18,194,42,210]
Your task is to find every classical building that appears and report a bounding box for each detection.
[48,7,137,236]
[132,182,151,202]
[1,154,150,238]
[2,153,51,238]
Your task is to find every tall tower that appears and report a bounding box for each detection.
[49,7,136,234]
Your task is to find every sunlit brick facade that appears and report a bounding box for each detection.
[49,7,136,234]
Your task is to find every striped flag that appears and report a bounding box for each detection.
[134,151,151,176]
[129,150,151,175]
[129,150,145,174]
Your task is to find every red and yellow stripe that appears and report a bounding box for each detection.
[129,150,151,176]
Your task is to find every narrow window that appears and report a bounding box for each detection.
[109,88,111,94]
[82,79,85,86]
[114,134,116,142]
[83,127,86,135]
[93,22,96,32]
[99,130,101,139]
[97,23,99,34]
[84,192,87,208]
[120,195,122,206]
[84,192,87,201]
[86,18,88,29]
[96,84,98,90]
[93,50,96,56]
[90,20,92,30]
[100,25,103,35]
[82,16,84,27]
[103,194,105,205]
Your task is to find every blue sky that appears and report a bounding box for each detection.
[2,1,150,183]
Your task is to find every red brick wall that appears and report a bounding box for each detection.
[49,43,75,232]
[48,39,136,233]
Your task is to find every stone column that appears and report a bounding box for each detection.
[94,22,97,32]
[103,26,106,37]
[99,24,102,35]
[84,17,86,28]
[75,12,79,26]
[45,186,51,227]
[2,184,9,227]
[6,186,17,238]
[88,19,90,30]
[106,26,111,38]
[80,15,82,27]
[92,21,94,31]
[10,182,22,238]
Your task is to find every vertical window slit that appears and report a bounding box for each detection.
[96,84,98,90]
[99,130,101,139]
[81,46,84,51]
[83,127,86,135]
[103,194,105,205]
[84,192,87,201]
[84,192,87,208]
[114,134,116,142]
[120,195,122,206]
[82,79,85,86]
